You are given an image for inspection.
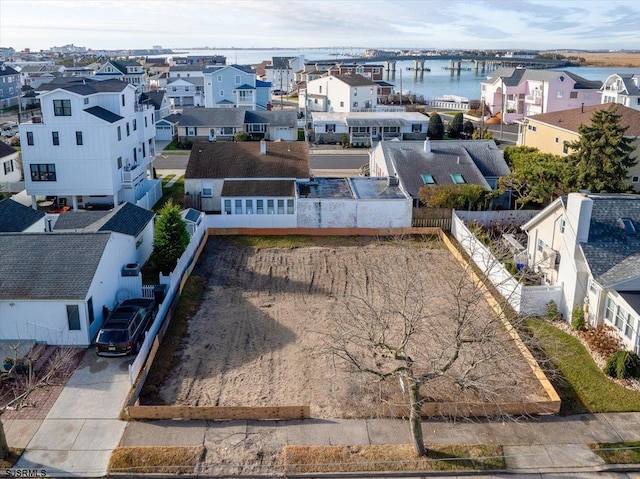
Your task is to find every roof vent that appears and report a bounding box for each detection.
[387,176,399,186]
[619,218,636,235]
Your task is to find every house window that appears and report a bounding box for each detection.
[202,183,212,197]
[354,88,358,97]
[314,99,318,104]
[133,148,137,164]
[224,199,231,214]
[76,131,83,145]
[26,131,34,145]
[187,127,195,136]
[235,199,243,214]
[121,94,125,106]
[133,119,137,131]
[246,199,253,214]
[353,101,358,107]
[53,99,71,116]
[222,127,233,135]
[570,91,578,99]
[267,199,274,214]
[422,174,435,185]
[117,126,121,141]
[3,160,14,175]
[142,142,146,158]
[560,218,566,234]
[217,75,222,82]
[52,131,59,145]
[126,122,130,136]
[554,137,559,144]
[556,91,564,99]
[235,75,241,84]
[88,297,94,325]
[117,156,122,169]
[277,199,285,214]
[412,124,422,133]
[562,141,569,154]
[451,174,465,184]
[319,86,322,94]
[219,90,224,96]
[256,199,264,214]
[537,238,547,253]
[30,163,56,181]
[605,297,615,323]
[340,101,344,107]
[145,117,148,128]
[84,98,89,105]
[325,124,336,133]
[67,305,81,331]
[633,176,640,183]
[287,199,294,214]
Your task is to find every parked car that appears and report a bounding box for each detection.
[95,298,156,356]
[1,123,18,138]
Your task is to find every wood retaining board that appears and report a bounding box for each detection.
[127,405,310,420]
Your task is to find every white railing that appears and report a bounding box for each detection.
[426,99,468,110]
[207,213,296,229]
[129,215,207,385]
[451,212,561,316]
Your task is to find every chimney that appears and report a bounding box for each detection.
[566,192,593,244]
[423,138,431,154]
[260,139,266,155]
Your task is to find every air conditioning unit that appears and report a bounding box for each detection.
[541,247,557,269]
[121,262,140,276]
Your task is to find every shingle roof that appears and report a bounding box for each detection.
[0,199,45,232]
[84,105,123,123]
[378,140,510,197]
[0,65,19,76]
[334,74,377,87]
[0,232,111,300]
[0,141,17,159]
[221,180,296,197]
[169,65,205,72]
[611,74,640,96]
[178,107,245,127]
[486,67,602,90]
[528,103,640,137]
[139,91,166,111]
[54,202,154,237]
[580,194,640,286]
[245,110,297,127]
[186,141,309,179]
[39,78,129,95]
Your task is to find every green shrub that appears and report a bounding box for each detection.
[546,300,560,320]
[571,305,586,330]
[234,131,248,141]
[604,350,640,379]
[505,262,518,276]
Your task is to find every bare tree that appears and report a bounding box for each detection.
[325,237,538,456]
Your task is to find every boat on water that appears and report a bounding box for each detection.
[406,67,431,72]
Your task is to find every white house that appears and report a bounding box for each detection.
[264,56,305,94]
[0,231,147,346]
[166,77,205,107]
[312,111,430,146]
[95,59,148,93]
[522,193,640,353]
[52,201,156,266]
[0,142,21,192]
[203,65,271,110]
[19,78,161,211]
[481,67,602,124]
[600,73,640,111]
[139,90,172,122]
[0,198,45,232]
[304,74,378,113]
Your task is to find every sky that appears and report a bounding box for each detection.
[1,0,639,52]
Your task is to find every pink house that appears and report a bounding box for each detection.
[481,67,602,124]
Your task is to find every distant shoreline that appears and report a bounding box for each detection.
[568,52,640,68]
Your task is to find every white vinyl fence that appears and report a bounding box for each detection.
[451,212,561,316]
[128,216,207,385]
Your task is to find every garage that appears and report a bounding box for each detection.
[272,127,294,141]
[155,114,180,141]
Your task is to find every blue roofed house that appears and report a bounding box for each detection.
[0,198,45,232]
[94,59,148,93]
[522,193,640,354]
[203,65,271,110]
[0,64,21,108]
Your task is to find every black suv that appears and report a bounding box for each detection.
[95,298,156,356]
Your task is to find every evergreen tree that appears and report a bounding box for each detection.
[448,112,464,138]
[568,106,636,192]
[152,200,191,274]
[427,113,444,140]
[462,120,475,139]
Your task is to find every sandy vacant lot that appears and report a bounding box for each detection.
[159,236,548,419]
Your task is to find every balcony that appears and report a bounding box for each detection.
[122,162,149,184]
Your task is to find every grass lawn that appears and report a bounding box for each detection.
[109,446,203,474]
[153,175,184,212]
[590,442,640,464]
[282,444,504,473]
[525,318,640,414]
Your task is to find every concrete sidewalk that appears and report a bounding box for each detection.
[4,351,133,477]
[120,412,640,476]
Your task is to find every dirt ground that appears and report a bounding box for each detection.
[158,236,548,420]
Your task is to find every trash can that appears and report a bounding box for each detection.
[153,284,169,305]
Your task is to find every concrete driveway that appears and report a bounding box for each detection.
[12,351,133,477]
